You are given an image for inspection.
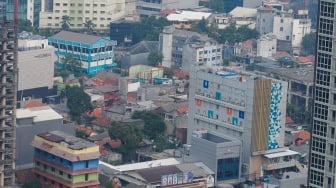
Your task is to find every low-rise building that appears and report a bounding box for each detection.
[48,31,117,75]
[257,34,277,57]
[16,105,75,170]
[166,10,212,29]
[31,131,100,188]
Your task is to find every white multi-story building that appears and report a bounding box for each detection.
[39,0,126,30]
[273,12,293,41]
[188,66,288,181]
[136,0,199,17]
[292,10,311,51]
[257,34,277,57]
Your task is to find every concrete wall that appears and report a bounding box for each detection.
[16,118,75,170]
[273,14,293,41]
[18,48,55,91]
[256,9,275,35]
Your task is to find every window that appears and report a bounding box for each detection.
[280,27,283,31]
[319,18,333,35]
[315,86,329,103]
[314,103,328,120]
[311,136,326,153]
[317,52,331,69]
[55,3,60,6]
[310,169,324,186]
[313,120,327,137]
[63,3,67,6]
[318,36,333,52]
[63,10,67,13]
[59,171,63,175]
[280,19,283,23]
[51,167,55,172]
[70,3,75,6]
[78,10,82,13]
[320,1,335,18]
[311,152,325,170]
[85,3,90,6]
[316,69,330,86]
[85,10,90,13]
[85,174,89,181]
[100,11,105,14]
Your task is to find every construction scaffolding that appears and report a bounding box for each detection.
[0,1,17,187]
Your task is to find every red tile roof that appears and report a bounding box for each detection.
[177,106,189,113]
[173,69,189,79]
[24,101,47,108]
[92,117,112,128]
[88,107,104,118]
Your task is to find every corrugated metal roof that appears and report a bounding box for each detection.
[50,31,107,44]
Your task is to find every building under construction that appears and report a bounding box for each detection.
[0,0,17,187]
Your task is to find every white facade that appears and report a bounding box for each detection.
[273,12,293,41]
[257,34,277,57]
[188,66,288,176]
[39,0,126,30]
[136,0,199,17]
[161,27,174,68]
[292,10,311,48]
[27,0,35,25]
[18,39,48,51]
[18,47,55,91]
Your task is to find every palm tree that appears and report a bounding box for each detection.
[83,19,95,34]
[61,15,71,30]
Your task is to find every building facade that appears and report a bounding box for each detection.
[31,130,100,188]
[257,34,277,57]
[188,66,288,181]
[39,0,126,30]
[308,1,336,187]
[136,0,199,17]
[2,0,41,26]
[16,106,75,170]
[48,31,116,75]
[256,7,275,35]
[0,2,17,186]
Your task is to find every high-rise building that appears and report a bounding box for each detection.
[187,66,289,183]
[31,131,100,188]
[3,0,41,26]
[308,1,336,187]
[0,1,17,187]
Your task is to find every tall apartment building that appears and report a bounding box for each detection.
[188,66,288,182]
[0,2,17,187]
[31,131,100,188]
[308,1,336,187]
[39,0,126,30]
[3,0,41,26]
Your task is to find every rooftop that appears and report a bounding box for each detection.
[49,31,113,45]
[37,130,97,150]
[229,7,257,18]
[167,10,212,22]
[268,67,314,83]
[16,106,63,123]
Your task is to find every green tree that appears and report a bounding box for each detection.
[147,52,163,67]
[191,17,208,34]
[83,19,95,34]
[61,15,71,30]
[75,130,87,138]
[61,55,82,74]
[131,16,170,43]
[164,68,174,78]
[18,19,34,33]
[132,111,166,139]
[66,86,93,122]
[109,121,143,155]
[301,32,316,55]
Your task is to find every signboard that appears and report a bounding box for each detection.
[161,172,194,186]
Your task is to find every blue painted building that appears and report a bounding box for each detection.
[48,31,117,75]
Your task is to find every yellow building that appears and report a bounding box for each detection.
[39,0,126,30]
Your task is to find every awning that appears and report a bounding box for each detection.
[264,150,299,158]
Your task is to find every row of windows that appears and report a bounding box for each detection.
[319,18,333,35]
[55,3,105,7]
[48,16,109,21]
[320,1,335,18]
[315,86,329,103]
[309,169,324,187]
[313,119,327,137]
[47,23,106,27]
[54,10,107,14]
[318,36,333,52]
[311,136,326,154]
[311,153,325,171]
[314,102,328,120]
[199,48,221,55]
[316,69,330,86]
[317,52,332,70]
